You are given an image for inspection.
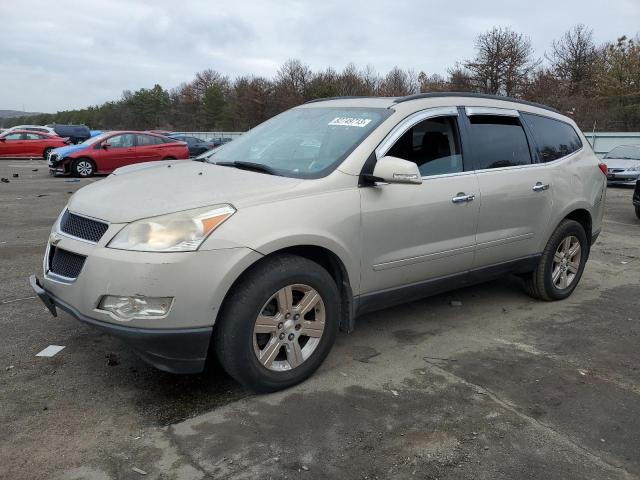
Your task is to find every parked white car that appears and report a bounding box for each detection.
[5,125,57,136]
[604,145,640,186]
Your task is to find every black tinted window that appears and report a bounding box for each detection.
[522,113,582,162]
[387,116,463,176]
[136,134,162,146]
[467,115,531,169]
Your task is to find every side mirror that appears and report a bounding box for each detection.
[102,143,111,149]
[370,156,422,184]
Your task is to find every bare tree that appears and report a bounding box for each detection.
[547,24,599,91]
[464,27,538,97]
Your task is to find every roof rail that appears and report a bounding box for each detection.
[304,96,374,104]
[393,92,560,114]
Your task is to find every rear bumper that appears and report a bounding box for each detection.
[30,275,212,374]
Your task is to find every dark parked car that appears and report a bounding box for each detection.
[168,134,215,156]
[52,124,91,144]
[633,179,640,219]
[208,136,233,147]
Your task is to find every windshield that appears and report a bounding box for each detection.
[208,107,391,178]
[604,145,640,160]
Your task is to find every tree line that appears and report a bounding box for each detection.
[4,25,639,132]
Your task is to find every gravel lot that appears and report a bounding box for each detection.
[1,159,639,480]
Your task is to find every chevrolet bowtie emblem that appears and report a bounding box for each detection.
[49,233,62,246]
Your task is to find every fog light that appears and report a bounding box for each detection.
[98,295,173,321]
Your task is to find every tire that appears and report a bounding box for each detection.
[214,254,340,392]
[523,219,588,301]
[71,158,95,177]
[43,147,53,159]
[636,206,640,220]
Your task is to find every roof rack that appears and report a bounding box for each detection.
[393,92,560,113]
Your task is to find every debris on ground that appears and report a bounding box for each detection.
[36,194,48,198]
[35,345,65,357]
[6,365,14,371]
[301,465,309,471]
[391,390,399,396]
[12,173,19,178]
[65,179,80,183]
[106,353,120,366]
[1,178,9,183]
[450,300,463,307]
[32,169,38,172]
[131,466,148,475]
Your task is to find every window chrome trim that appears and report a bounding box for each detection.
[465,106,519,117]
[473,145,584,174]
[375,106,458,159]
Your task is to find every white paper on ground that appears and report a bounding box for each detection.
[36,345,65,357]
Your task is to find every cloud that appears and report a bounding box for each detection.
[0,0,638,112]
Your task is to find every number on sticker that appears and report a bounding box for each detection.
[328,117,372,128]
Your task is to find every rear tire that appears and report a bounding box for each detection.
[214,254,340,393]
[523,220,588,301]
[43,147,53,159]
[71,158,95,177]
[636,206,640,219]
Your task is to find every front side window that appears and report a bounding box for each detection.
[467,115,532,169]
[210,107,391,178]
[107,134,136,148]
[386,116,463,176]
[522,113,582,162]
[3,133,23,140]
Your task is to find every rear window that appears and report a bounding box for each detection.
[466,115,532,169]
[522,113,582,162]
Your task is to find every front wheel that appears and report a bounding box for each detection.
[214,254,340,392]
[523,219,588,301]
[71,158,95,177]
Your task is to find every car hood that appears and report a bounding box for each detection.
[111,159,182,176]
[67,161,303,223]
[605,158,640,169]
[52,142,88,158]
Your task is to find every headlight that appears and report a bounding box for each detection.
[627,165,640,172]
[108,204,235,252]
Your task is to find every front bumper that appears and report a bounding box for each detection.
[607,172,639,186]
[30,275,212,373]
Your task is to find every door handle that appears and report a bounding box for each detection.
[452,193,476,203]
[532,182,550,192]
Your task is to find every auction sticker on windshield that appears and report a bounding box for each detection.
[328,117,372,128]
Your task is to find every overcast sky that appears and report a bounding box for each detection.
[1,0,638,113]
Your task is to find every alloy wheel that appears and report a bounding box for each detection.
[76,160,93,176]
[552,235,581,289]
[253,284,325,371]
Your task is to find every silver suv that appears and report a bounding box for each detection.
[31,93,607,392]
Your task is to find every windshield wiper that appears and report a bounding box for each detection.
[215,161,277,176]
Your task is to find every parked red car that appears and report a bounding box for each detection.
[0,130,69,158]
[48,131,190,177]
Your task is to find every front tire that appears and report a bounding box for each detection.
[523,219,588,301]
[71,158,95,177]
[214,254,340,392]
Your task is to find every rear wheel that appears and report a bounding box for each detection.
[636,206,640,219]
[214,254,340,392]
[71,158,95,177]
[523,219,588,301]
[43,147,53,159]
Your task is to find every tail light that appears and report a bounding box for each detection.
[598,162,608,176]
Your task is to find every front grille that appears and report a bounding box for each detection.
[60,210,108,243]
[608,168,625,173]
[48,246,86,279]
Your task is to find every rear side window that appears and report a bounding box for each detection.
[136,134,163,146]
[522,113,582,162]
[466,115,532,169]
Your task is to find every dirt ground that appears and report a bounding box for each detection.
[1,159,639,480]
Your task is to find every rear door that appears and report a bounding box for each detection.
[459,107,554,269]
[135,134,164,162]
[23,132,47,156]
[360,107,480,299]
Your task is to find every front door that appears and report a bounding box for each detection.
[360,109,480,300]
[95,133,137,171]
[0,132,26,157]
[459,107,554,268]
